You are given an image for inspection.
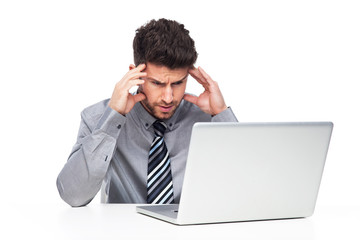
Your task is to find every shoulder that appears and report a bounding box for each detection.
[82,99,110,114]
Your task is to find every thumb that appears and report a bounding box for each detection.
[183,94,198,105]
[133,92,146,103]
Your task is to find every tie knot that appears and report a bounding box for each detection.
[153,120,167,137]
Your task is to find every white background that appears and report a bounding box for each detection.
[0,0,359,211]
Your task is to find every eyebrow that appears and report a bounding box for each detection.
[143,74,188,84]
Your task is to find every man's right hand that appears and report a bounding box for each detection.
[108,64,147,115]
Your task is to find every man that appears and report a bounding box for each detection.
[57,18,238,207]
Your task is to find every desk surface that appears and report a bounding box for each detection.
[2,203,360,240]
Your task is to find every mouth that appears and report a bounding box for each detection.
[158,105,174,113]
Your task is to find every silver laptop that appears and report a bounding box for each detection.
[136,122,333,225]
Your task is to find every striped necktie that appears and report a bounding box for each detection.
[146,120,175,204]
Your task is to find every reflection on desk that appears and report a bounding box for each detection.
[2,203,359,240]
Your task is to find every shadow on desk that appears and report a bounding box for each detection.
[57,204,315,240]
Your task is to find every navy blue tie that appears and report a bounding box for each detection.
[147,121,175,204]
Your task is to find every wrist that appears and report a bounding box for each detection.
[108,101,125,116]
[95,106,127,138]
[211,106,238,122]
[212,106,228,116]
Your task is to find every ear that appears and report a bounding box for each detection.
[129,64,136,70]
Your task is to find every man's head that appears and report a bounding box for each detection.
[132,19,198,120]
[133,18,198,69]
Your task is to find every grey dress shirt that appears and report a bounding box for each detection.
[57,98,238,207]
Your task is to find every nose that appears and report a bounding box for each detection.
[162,85,173,104]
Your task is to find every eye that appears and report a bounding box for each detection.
[152,81,162,86]
[172,81,184,86]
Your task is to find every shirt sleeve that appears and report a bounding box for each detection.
[211,107,238,122]
[56,106,126,207]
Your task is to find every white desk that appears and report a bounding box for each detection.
[2,203,359,240]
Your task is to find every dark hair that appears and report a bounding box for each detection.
[133,18,198,69]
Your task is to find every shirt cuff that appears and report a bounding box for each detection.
[211,107,238,122]
[95,106,127,139]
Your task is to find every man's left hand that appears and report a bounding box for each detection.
[184,66,228,116]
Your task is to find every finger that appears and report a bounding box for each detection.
[136,63,147,72]
[126,63,146,76]
[198,66,214,84]
[198,67,221,93]
[188,68,210,89]
[189,68,205,83]
[128,79,145,88]
[183,94,198,105]
[121,79,144,92]
[133,92,146,103]
[127,71,147,80]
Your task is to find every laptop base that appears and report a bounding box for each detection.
[136,204,179,225]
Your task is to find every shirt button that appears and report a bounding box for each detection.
[117,124,121,129]
[169,123,173,127]
[145,123,149,127]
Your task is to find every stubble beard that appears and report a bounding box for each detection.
[141,99,179,120]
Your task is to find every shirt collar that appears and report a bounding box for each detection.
[133,100,185,132]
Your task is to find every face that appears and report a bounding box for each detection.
[137,62,189,120]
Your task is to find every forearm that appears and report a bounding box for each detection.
[57,106,125,207]
[57,132,115,206]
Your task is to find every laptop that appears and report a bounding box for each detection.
[136,122,333,225]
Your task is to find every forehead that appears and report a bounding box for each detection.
[145,62,189,82]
